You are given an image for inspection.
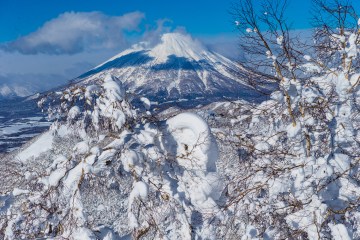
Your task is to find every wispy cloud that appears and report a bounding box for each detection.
[140,18,173,46]
[2,11,145,55]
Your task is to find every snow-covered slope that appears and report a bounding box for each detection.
[75,33,270,101]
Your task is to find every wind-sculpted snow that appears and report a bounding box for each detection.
[165,113,221,210]
[166,112,218,172]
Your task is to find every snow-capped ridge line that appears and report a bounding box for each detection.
[95,33,208,69]
[149,33,208,63]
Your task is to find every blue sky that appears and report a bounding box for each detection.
[0,0,237,43]
[0,0,360,96]
[1,0,335,43]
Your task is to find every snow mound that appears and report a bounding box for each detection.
[166,112,218,172]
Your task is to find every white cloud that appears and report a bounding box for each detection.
[3,11,145,55]
[140,18,173,46]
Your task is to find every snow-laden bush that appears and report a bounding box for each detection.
[0,74,222,239]
[38,74,134,134]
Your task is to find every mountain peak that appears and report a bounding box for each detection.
[148,33,206,63]
[150,33,206,62]
[94,32,206,68]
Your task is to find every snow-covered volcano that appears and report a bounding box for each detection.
[74,33,270,101]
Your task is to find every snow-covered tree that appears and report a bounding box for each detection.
[226,0,360,238]
[0,74,222,239]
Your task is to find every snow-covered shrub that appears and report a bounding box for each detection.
[38,74,134,135]
[0,74,222,239]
